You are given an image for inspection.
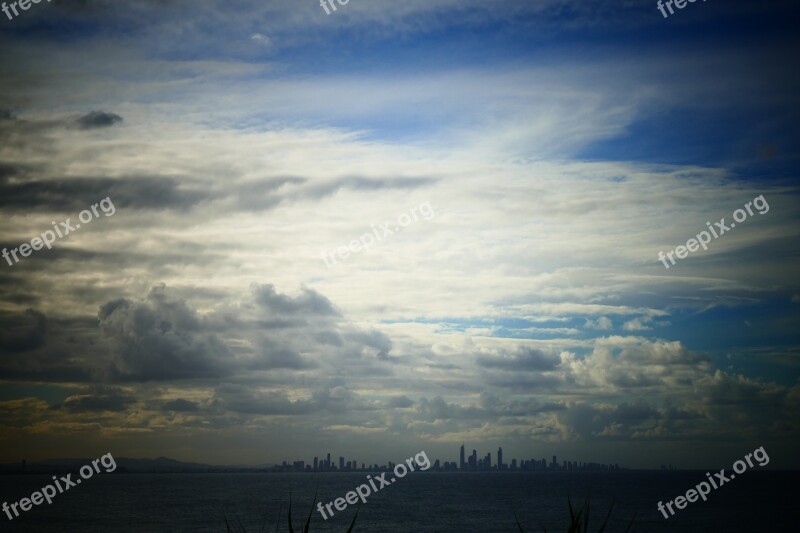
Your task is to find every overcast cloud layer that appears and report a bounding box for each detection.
[1,0,799,469]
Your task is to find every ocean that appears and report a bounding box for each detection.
[0,471,796,531]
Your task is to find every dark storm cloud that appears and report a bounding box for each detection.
[386,395,414,408]
[343,330,393,360]
[0,309,47,353]
[162,398,199,412]
[213,383,367,416]
[479,392,565,416]
[59,388,135,412]
[214,384,319,415]
[86,283,394,381]
[0,162,24,178]
[248,344,317,370]
[415,393,566,424]
[0,174,209,212]
[556,401,661,439]
[75,111,123,130]
[482,373,566,391]
[0,309,97,381]
[476,346,561,372]
[416,396,485,421]
[99,286,233,381]
[253,284,338,317]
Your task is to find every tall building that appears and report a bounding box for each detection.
[497,447,503,470]
[460,444,465,470]
[327,453,331,470]
[313,457,318,471]
[339,457,345,471]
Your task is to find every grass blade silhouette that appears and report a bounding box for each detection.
[303,483,318,533]
[514,511,525,532]
[287,493,295,533]
[269,501,283,533]
[345,506,360,533]
[597,499,615,533]
[583,499,590,533]
[624,511,637,533]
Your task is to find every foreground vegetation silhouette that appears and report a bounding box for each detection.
[224,490,359,532]
[515,495,636,533]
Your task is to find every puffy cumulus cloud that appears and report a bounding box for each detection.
[585,316,612,330]
[99,286,234,381]
[252,283,338,317]
[0,280,395,388]
[97,283,395,381]
[556,401,663,441]
[472,345,566,391]
[553,371,800,443]
[695,370,800,437]
[562,336,713,392]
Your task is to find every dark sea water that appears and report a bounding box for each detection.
[0,471,796,532]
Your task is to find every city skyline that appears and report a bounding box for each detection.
[269,444,622,473]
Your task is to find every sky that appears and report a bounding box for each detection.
[0,0,799,470]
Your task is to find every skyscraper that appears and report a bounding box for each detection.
[460,444,465,470]
[497,447,503,470]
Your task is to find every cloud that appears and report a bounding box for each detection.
[585,316,612,330]
[476,346,561,372]
[162,399,200,412]
[0,309,47,353]
[250,33,272,47]
[0,174,210,212]
[253,284,338,317]
[99,286,233,381]
[60,388,135,413]
[386,395,414,408]
[75,111,123,130]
